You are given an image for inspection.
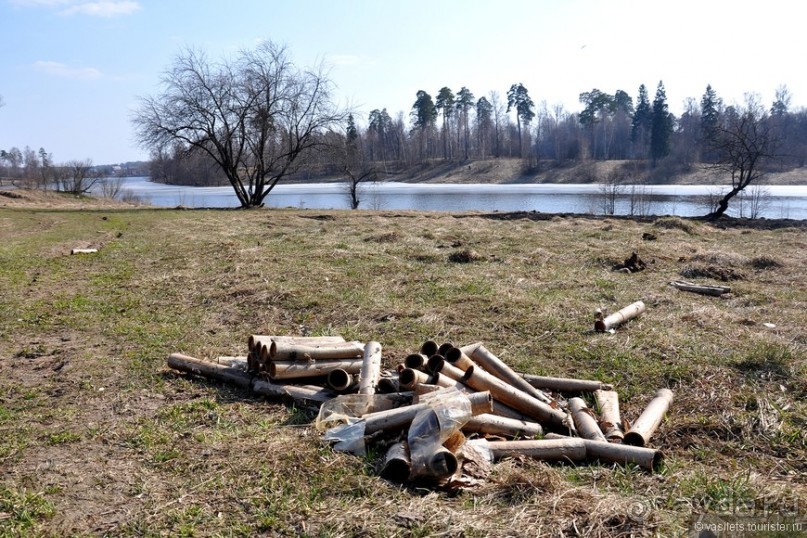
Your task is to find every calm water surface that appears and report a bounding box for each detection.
[96,177,807,219]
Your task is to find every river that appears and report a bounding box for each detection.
[94,177,807,219]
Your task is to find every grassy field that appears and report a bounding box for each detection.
[0,194,805,536]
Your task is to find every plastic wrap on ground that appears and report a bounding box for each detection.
[407,388,473,482]
[315,393,412,432]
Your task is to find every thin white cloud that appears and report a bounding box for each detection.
[33,60,102,80]
[10,0,141,17]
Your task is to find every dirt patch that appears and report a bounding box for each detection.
[680,264,745,281]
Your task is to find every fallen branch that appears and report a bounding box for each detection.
[669,280,731,296]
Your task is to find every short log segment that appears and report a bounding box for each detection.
[568,397,607,442]
[358,341,383,395]
[444,347,476,371]
[326,369,359,392]
[468,345,553,404]
[380,441,411,483]
[595,301,646,332]
[167,353,253,389]
[594,389,624,441]
[269,341,365,361]
[486,438,588,463]
[521,374,613,393]
[461,365,568,429]
[463,414,543,438]
[624,388,674,447]
[404,353,427,369]
[269,359,364,380]
[71,248,98,255]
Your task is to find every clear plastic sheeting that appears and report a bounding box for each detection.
[407,388,473,483]
[322,420,367,456]
[315,393,413,432]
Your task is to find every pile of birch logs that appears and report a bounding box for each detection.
[166,334,672,487]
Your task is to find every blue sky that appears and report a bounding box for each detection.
[0,0,803,164]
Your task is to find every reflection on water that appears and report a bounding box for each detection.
[93,178,807,220]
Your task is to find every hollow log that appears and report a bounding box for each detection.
[268,359,364,380]
[445,347,476,371]
[269,341,365,361]
[594,389,624,442]
[670,280,731,297]
[521,374,613,393]
[380,441,411,483]
[398,368,431,390]
[569,397,607,442]
[358,341,383,395]
[486,438,588,463]
[595,301,646,332]
[167,353,253,389]
[363,391,493,435]
[624,388,674,447]
[420,340,438,357]
[463,414,544,438]
[462,365,568,429]
[404,353,427,369]
[326,368,360,392]
[468,345,553,404]
[437,342,454,356]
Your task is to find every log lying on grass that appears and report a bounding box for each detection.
[569,397,607,442]
[380,441,411,483]
[669,280,731,297]
[486,438,588,463]
[595,300,646,332]
[168,353,253,389]
[594,389,624,442]
[544,433,663,471]
[71,248,98,255]
[521,374,613,393]
[624,388,674,447]
[252,378,336,404]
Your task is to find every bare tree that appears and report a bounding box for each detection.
[133,41,347,208]
[704,95,776,219]
[56,159,102,194]
[338,115,377,209]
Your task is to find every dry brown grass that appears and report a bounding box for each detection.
[0,202,804,536]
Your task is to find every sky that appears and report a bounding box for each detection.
[0,0,804,165]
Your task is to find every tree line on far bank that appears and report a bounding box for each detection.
[2,40,800,217]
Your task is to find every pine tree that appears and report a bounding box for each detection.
[700,84,722,162]
[650,81,673,165]
[631,84,652,158]
[506,83,535,158]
